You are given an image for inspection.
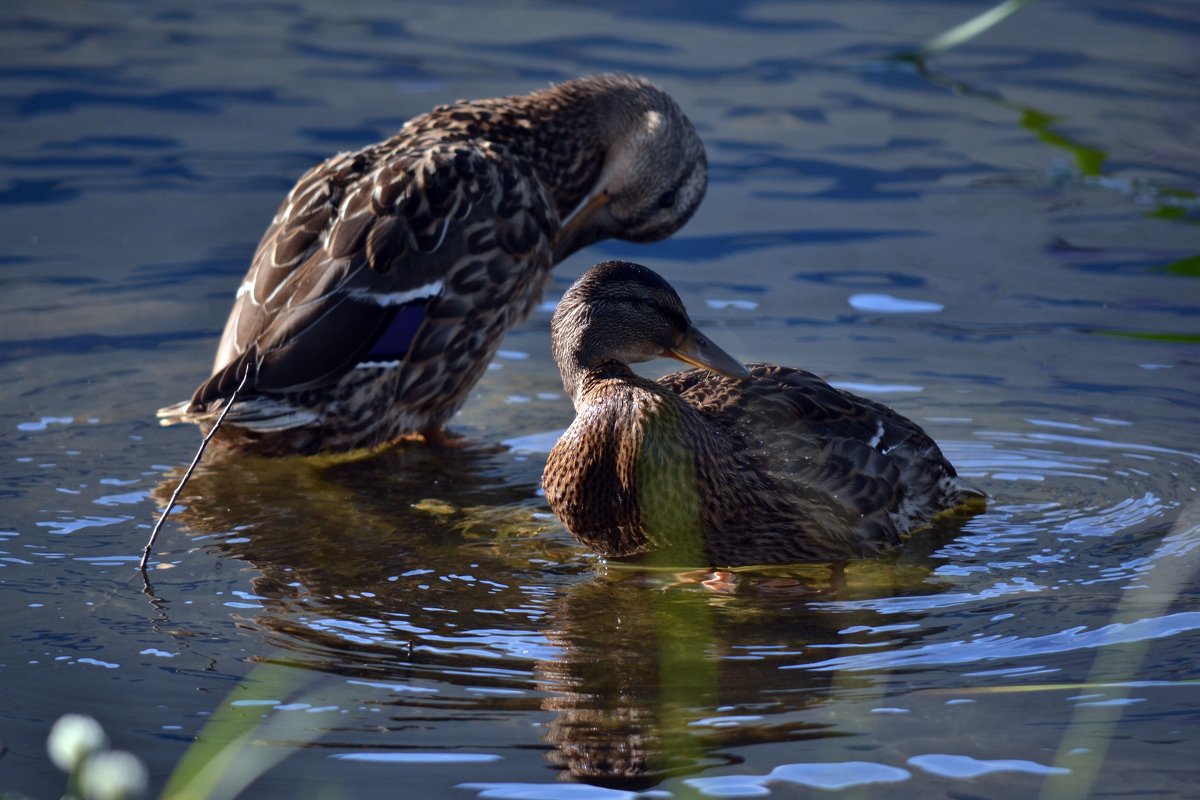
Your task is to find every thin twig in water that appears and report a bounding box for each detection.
[139,366,250,574]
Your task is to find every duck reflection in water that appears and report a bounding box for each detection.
[148,443,558,595]
[149,451,968,789]
[534,573,847,788]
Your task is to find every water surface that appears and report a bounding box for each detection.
[2,1,1198,798]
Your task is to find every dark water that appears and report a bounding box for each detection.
[3,1,1199,798]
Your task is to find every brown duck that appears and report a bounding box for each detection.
[542,261,985,566]
[158,74,707,455]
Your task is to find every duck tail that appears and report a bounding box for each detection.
[942,473,988,513]
[156,399,197,426]
[950,474,986,501]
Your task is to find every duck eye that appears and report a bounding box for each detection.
[642,297,660,309]
[657,190,676,209]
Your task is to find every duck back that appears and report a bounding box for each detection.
[660,363,984,553]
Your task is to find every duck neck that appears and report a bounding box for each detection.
[562,359,637,412]
[558,360,711,564]
[473,77,659,220]
[552,302,644,409]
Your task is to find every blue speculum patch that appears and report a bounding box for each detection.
[363,303,426,362]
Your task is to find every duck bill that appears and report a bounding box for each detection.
[553,191,618,262]
[664,326,751,379]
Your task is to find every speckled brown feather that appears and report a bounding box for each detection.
[158,75,706,455]
[542,261,985,566]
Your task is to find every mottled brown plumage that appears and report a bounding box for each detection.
[158,74,707,455]
[542,261,985,566]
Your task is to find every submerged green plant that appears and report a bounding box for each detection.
[892,0,1200,214]
[1164,255,1200,277]
[1096,329,1200,344]
[1148,189,1200,223]
[1020,110,1106,176]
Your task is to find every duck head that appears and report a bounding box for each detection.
[553,78,707,262]
[551,260,748,405]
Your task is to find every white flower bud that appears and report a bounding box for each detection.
[78,750,148,800]
[47,714,109,772]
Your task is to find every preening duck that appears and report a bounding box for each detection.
[158,74,707,455]
[541,261,985,566]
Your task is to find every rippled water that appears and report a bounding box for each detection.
[2,1,1198,798]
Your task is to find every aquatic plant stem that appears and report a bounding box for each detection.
[913,0,1036,60]
[1039,501,1200,800]
[139,366,250,574]
[161,659,320,800]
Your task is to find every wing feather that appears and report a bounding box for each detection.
[192,140,549,411]
[658,363,962,545]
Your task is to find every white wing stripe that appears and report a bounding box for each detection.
[347,280,443,306]
[868,419,885,449]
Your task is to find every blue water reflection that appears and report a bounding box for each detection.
[2,0,1199,798]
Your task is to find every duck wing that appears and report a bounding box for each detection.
[661,363,978,540]
[190,138,556,410]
